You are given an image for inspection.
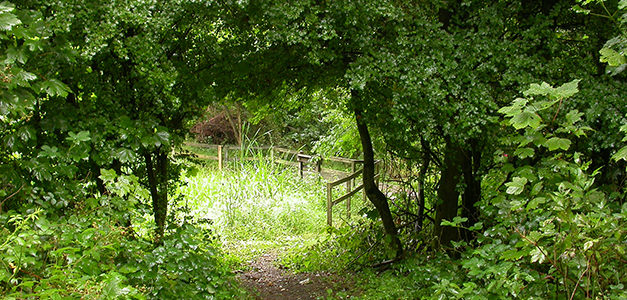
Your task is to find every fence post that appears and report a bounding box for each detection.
[346,171,352,221]
[217,145,223,171]
[327,182,333,227]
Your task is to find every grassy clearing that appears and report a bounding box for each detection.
[176,148,372,262]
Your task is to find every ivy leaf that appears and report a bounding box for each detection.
[543,137,571,151]
[510,109,541,130]
[505,177,527,195]
[440,216,468,227]
[0,12,21,31]
[552,79,580,99]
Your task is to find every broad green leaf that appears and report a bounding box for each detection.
[612,145,627,162]
[505,177,527,195]
[564,110,583,126]
[66,131,91,143]
[6,46,27,64]
[500,248,528,261]
[0,12,21,31]
[0,2,15,14]
[543,137,571,151]
[527,197,546,210]
[552,79,580,99]
[115,148,135,163]
[524,82,553,96]
[620,0,627,9]
[39,145,59,158]
[497,98,527,116]
[514,147,534,158]
[510,110,541,130]
[14,70,37,87]
[100,169,117,182]
[600,48,626,67]
[530,247,546,264]
[156,131,170,143]
[37,79,72,97]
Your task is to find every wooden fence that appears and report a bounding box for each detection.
[183,142,379,227]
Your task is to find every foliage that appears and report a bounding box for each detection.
[0,170,242,299]
[575,0,627,75]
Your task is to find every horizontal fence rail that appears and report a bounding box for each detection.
[183,142,379,227]
[326,160,380,227]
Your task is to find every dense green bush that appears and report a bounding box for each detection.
[285,82,627,299]
[1,170,243,299]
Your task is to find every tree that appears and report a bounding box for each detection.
[7,0,220,240]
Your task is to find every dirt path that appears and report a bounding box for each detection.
[237,252,350,300]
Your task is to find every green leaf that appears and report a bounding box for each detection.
[0,12,21,31]
[37,79,72,98]
[66,131,91,143]
[514,147,534,158]
[527,197,546,210]
[530,247,546,264]
[552,79,580,99]
[612,145,627,162]
[564,110,583,126]
[99,169,117,182]
[619,0,627,9]
[505,177,527,195]
[543,137,571,151]
[524,82,553,96]
[497,98,527,117]
[510,109,541,130]
[115,148,136,163]
[0,2,15,14]
[440,216,467,227]
[6,46,27,64]
[14,70,37,87]
[600,48,626,67]
[500,248,528,261]
[39,145,59,158]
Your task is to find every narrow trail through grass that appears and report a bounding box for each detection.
[176,157,363,299]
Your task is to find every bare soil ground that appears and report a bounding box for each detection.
[237,252,352,300]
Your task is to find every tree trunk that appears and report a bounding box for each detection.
[353,92,403,258]
[461,141,481,241]
[434,139,463,248]
[416,153,430,232]
[144,149,168,242]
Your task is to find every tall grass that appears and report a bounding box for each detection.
[178,154,330,241]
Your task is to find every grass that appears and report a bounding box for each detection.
[176,145,371,248]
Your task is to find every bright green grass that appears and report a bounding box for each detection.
[178,158,330,241]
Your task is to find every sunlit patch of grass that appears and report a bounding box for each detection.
[178,156,329,242]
